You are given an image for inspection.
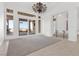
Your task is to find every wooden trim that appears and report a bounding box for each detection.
[19,18,27,21]
[18,11,36,17]
[6,8,13,13]
[6,15,13,20]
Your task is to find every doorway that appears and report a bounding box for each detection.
[52,12,68,39]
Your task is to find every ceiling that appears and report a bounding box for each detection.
[4,2,79,15]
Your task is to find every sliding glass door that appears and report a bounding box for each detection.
[19,18,29,36]
[19,18,36,36]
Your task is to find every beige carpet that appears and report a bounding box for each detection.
[7,35,61,56]
[28,40,79,56]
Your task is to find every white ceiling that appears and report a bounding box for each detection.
[4,2,79,14]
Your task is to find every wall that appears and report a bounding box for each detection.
[77,7,79,34]
[4,2,79,40]
[42,3,79,37]
[41,3,69,36]
[4,2,39,40]
[0,3,5,45]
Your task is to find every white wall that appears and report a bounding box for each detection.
[68,7,78,41]
[0,3,5,45]
[77,7,79,34]
[41,3,69,36]
[43,3,79,36]
[42,3,78,42]
[4,2,38,39]
[41,14,52,36]
[3,2,79,41]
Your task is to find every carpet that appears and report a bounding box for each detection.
[7,35,61,56]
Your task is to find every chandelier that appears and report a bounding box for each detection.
[32,2,47,13]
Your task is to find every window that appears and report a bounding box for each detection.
[6,15,14,35]
[29,20,35,34]
[19,18,29,36]
[19,18,36,36]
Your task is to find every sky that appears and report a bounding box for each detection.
[9,20,29,29]
[20,21,29,29]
